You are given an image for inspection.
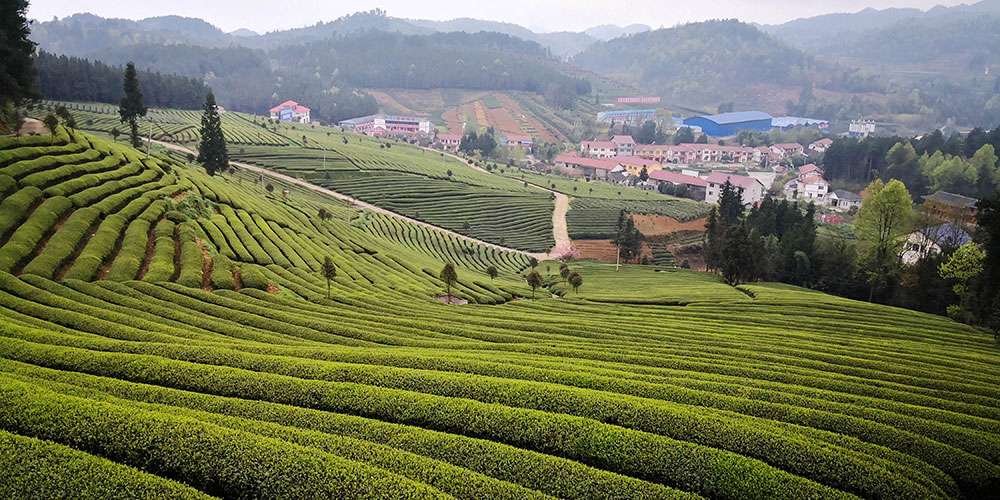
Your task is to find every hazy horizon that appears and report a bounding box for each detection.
[28,0,974,35]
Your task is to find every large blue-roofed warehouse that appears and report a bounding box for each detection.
[682,111,773,137]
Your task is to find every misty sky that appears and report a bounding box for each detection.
[28,0,972,33]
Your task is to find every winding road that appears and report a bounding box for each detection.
[422,146,571,256]
[152,139,566,260]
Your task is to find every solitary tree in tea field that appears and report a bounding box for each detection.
[569,271,583,294]
[439,262,458,303]
[42,113,58,143]
[198,91,228,176]
[486,265,498,283]
[526,270,543,298]
[119,62,147,148]
[320,256,337,299]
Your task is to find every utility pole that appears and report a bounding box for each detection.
[615,246,620,272]
[146,120,153,158]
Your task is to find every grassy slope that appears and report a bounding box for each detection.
[0,128,999,500]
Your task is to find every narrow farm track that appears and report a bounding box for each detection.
[427,146,570,258]
[151,139,545,259]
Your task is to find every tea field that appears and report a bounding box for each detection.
[1,126,999,500]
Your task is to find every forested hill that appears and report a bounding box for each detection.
[50,29,591,122]
[762,0,1000,52]
[271,32,591,96]
[33,51,209,110]
[570,20,877,111]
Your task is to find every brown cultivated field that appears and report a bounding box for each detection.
[632,214,707,236]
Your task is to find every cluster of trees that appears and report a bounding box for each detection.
[822,126,1000,198]
[703,177,1000,335]
[34,51,208,109]
[459,128,498,158]
[941,192,1000,335]
[705,188,820,286]
[612,211,643,263]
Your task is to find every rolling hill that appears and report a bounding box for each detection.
[0,118,999,499]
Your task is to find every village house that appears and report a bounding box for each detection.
[797,163,823,178]
[555,155,619,180]
[828,190,862,212]
[705,172,766,206]
[436,133,462,152]
[920,191,979,228]
[580,140,618,158]
[901,222,972,265]
[338,114,432,139]
[784,165,830,204]
[615,156,662,177]
[611,135,635,156]
[647,170,708,199]
[502,135,534,151]
[269,100,311,123]
[771,143,805,159]
[798,175,830,203]
[809,138,834,154]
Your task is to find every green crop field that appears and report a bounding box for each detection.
[1,125,999,500]
[29,101,291,146]
[34,101,558,252]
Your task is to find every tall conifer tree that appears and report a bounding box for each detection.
[197,91,228,176]
[119,62,147,148]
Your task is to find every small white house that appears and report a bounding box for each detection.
[580,140,618,158]
[611,135,635,156]
[704,172,766,206]
[901,223,972,265]
[829,190,861,212]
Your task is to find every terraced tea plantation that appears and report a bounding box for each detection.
[30,100,290,146]
[1,127,999,500]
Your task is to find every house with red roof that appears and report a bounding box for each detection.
[614,156,662,177]
[611,135,636,156]
[770,143,805,159]
[555,154,619,180]
[503,135,534,151]
[648,170,708,199]
[809,138,834,153]
[269,100,311,123]
[784,173,830,204]
[704,172,766,206]
[436,133,462,152]
[580,140,618,158]
[797,163,823,179]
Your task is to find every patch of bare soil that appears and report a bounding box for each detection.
[197,239,213,291]
[570,239,654,263]
[266,283,280,294]
[631,215,706,237]
[434,294,468,305]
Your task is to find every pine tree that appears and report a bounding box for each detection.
[0,0,40,108]
[119,62,147,148]
[197,92,229,176]
[717,180,744,225]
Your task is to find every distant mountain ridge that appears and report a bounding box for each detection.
[761,0,1000,50]
[29,11,651,58]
